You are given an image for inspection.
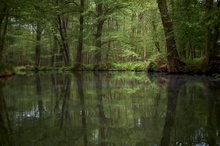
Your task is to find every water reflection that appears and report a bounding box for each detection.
[60,75,71,130]
[75,72,87,146]
[35,73,44,118]
[0,72,220,145]
[207,80,220,146]
[0,81,14,145]
[161,76,185,146]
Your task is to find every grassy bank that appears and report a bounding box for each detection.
[14,57,219,74]
[15,62,152,73]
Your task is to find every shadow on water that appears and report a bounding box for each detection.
[0,72,220,145]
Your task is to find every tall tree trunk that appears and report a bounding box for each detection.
[51,0,62,66]
[51,35,59,66]
[157,0,183,73]
[75,0,84,69]
[57,15,71,66]
[94,2,105,70]
[35,24,42,67]
[105,18,113,68]
[0,4,8,63]
[139,12,147,63]
[205,0,220,72]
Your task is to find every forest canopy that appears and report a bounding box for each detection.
[0,0,219,73]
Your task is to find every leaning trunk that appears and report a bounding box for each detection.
[157,0,182,73]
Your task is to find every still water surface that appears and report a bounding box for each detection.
[0,72,220,146]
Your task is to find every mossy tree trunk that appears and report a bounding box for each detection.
[157,0,184,73]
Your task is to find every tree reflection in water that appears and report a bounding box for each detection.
[60,75,71,130]
[161,75,220,146]
[75,72,88,146]
[0,73,220,145]
[207,80,220,146]
[160,75,185,146]
[94,72,106,146]
[0,81,13,145]
[35,73,44,118]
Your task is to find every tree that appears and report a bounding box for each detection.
[51,26,59,66]
[174,0,206,60]
[157,0,184,72]
[35,23,43,67]
[94,1,105,70]
[0,2,9,62]
[14,0,49,67]
[93,0,128,70]
[75,0,85,69]
[51,0,74,66]
[204,0,220,72]
[57,13,71,66]
[30,1,46,67]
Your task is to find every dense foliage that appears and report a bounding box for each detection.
[0,0,219,73]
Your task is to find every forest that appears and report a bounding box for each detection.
[0,0,220,74]
[1,1,220,145]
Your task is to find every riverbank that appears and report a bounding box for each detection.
[16,62,151,72]
[0,64,15,78]
[8,58,220,75]
[15,62,205,74]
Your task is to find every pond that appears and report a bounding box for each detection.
[0,72,220,146]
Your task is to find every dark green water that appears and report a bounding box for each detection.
[0,72,220,146]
